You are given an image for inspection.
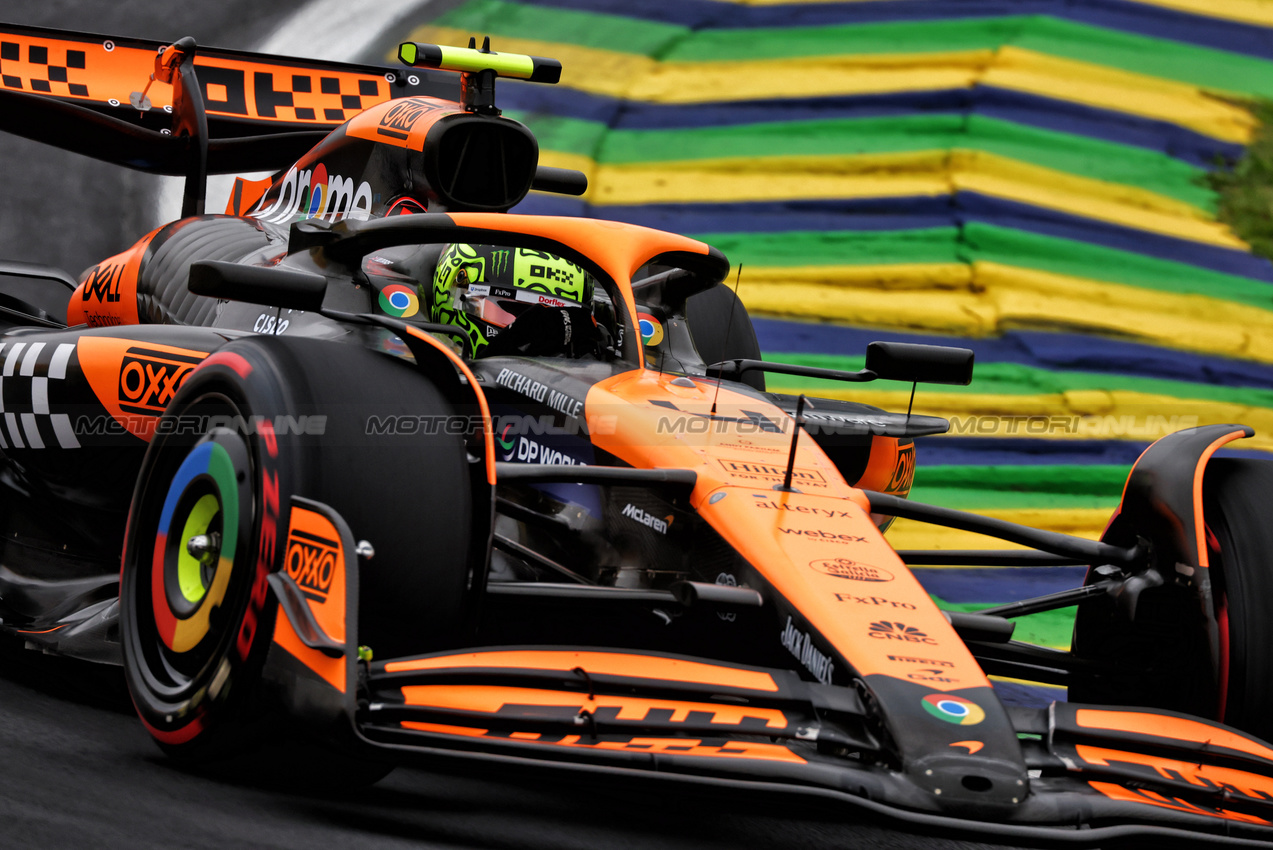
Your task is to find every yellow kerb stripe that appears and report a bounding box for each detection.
[584,150,1235,248]
[738,263,1273,363]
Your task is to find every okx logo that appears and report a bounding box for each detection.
[117,347,204,415]
[285,528,340,602]
[921,694,985,726]
[867,621,937,645]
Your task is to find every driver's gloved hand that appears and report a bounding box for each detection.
[482,306,602,358]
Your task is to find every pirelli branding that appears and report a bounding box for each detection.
[117,347,204,415]
[285,528,340,602]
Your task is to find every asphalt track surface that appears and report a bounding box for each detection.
[0,2,1039,848]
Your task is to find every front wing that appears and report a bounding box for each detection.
[263,498,1273,848]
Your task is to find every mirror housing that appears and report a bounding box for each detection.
[866,341,975,386]
[188,261,327,312]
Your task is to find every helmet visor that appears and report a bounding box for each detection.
[460,283,582,329]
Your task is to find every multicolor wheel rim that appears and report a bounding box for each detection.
[150,439,241,655]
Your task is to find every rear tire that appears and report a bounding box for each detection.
[121,335,473,762]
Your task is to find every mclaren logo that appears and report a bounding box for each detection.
[285,529,340,601]
[868,621,938,645]
[621,502,672,535]
[117,347,204,414]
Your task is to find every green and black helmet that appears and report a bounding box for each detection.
[429,244,594,356]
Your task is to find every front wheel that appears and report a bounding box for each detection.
[1070,458,1273,742]
[121,336,475,763]
[1202,458,1273,740]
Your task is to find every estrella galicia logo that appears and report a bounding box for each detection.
[117,347,204,415]
[285,529,340,602]
[810,558,894,582]
[868,621,937,645]
[921,694,985,726]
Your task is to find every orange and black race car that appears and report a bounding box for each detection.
[0,22,1271,848]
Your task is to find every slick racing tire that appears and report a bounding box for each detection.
[687,282,765,391]
[1071,458,1273,741]
[121,335,472,762]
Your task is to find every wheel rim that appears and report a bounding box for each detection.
[134,422,254,697]
[151,439,241,654]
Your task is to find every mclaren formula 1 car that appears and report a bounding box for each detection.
[0,22,1271,848]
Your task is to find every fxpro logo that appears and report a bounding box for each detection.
[621,503,672,535]
[251,163,373,224]
[868,621,938,645]
[285,529,340,602]
[117,347,205,415]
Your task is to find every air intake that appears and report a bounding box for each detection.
[422,114,539,212]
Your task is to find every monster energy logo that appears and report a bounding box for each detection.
[490,250,510,276]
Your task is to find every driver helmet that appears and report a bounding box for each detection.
[429,244,594,357]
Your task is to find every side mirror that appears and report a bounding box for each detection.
[866,341,975,386]
[188,261,327,312]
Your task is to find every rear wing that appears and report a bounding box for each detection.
[0,22,459,177]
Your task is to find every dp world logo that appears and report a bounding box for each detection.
[868,621,937,644]
[921,694,985,726]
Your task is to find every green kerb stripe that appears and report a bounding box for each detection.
[761,353,1273,407]
[436,0,687,56]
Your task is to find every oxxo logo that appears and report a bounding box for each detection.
[811,558,893,581]
[117,347,204,414]
[868,621,938,645]
[285,529,340,602]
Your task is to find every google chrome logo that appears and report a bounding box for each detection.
[637,312,664,347]
[379,284,420,318]
[921,694,986,726]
